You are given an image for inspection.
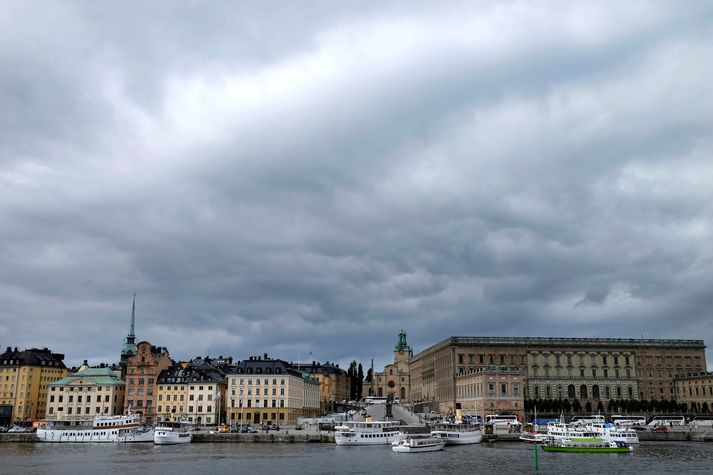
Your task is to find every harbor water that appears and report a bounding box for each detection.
[2,441,713,474]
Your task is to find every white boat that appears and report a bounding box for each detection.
[431,423,482,445]
[37,413,153,443]
[519,430,550,444]
[334,420,403,446]
[392,435,446,453]
[585,422,639,445]
[154,420,193,445]
[485,414,522,433]
[546,422,598,442]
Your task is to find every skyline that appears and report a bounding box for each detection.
[2,1,713,370]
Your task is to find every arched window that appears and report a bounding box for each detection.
[628,386,633,399]
[616,386,622,398]
[546,385,551,398]
[567,384,576,399]
[580,385,588,400]
[534,386,539,398]
[400,387,406,400]
[592,385,600,399]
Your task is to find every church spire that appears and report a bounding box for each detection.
[129,293,136,340]
[121,294,138,357]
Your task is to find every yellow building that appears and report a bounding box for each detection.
[674,371,713,414]
[456,365,525,419]
[226,355,320,425]
[156,358,227,426]
[294,361,350,412]
[46,363,125,419]
[0,347,67,425]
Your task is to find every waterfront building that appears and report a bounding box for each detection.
[156,357,227,426]
[674,371,713,413]
[225,354,320,425]
[293,361,349,412]
[368,330,412,402]
[122,341,172,422]
[455,365,524,419]
[410,337,706,413]
[45,362,125,419]
[0,346,67,424]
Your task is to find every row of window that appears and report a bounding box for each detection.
[50,386,115,392]
[230,399,285,408]
[157,405,212,413]
[230,378,286,386]
[49,395,116,403]
[157,393,213,402]
[531,384,634,400]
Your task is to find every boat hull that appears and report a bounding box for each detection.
[392,441,445,453]
[542,445,631,453]
[154,432,192,445]
[36,428,154,443]
[335,431,403,446]
[431,430,482,445]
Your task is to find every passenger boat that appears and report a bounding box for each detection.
[154,420,193,445]
[584,422,639,445]
[392,435,446,453]
[431,423,482,445]
[542,437,632,453]
[37,413,153,443]
[334,420,403,446]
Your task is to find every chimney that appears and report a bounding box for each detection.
[264,353,268,360]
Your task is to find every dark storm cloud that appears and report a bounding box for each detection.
[1,1,713,369]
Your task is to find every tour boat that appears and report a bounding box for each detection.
[154,420,193,445]
[542,437,632,453]
[37,413,154,443]
[392,435,446,453]
[334,420,403,446]
[431,423,482,445]
[584,422,639,445]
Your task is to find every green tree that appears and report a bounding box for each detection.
[584,401,592,412]
[562,399,571,412]
[607,399,616,412]
[572,399,581,413]
[596,401,604,413]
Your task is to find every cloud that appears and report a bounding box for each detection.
[1,1,713,369]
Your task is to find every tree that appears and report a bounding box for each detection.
[562,399,571,412]
[572,399,581,413]
[584,401,592,412]
[702,402,709,414]
[607,399,616,412]
[596,401,604,413]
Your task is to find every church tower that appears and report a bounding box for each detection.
[394,329,412,366]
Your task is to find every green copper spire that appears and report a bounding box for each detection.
[121,294,138,357]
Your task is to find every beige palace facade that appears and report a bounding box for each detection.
[411,336,706,413]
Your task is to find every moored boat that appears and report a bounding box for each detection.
[431,423,482,445]
[392,435,446,453]
[334,420,403,446]
[154,420,193,445]
[37,413,153,443]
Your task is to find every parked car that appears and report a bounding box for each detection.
[0,426,8,433]
[653,425,669,432]
[262,423,279,431]
[294,424,303,430]
[8,426,28,433]
[248,425,259,433]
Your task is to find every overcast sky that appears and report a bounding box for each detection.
[2,1,713,370]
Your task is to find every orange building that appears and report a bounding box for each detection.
[122,341,172,423]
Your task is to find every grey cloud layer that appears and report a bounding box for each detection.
[1,1,713,368]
